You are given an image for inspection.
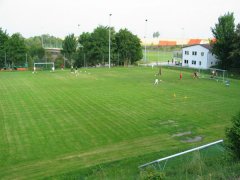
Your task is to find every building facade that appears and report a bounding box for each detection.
[182,44,218,69]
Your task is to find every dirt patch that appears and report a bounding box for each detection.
[181,136,203,143]
[159,120,175,125]
[172,131,192,137]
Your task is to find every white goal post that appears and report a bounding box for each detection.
[198,68,227,82]
[34,62,55,71]
[139,139,223,169]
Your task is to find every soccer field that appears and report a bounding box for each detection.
[0,67,240,178]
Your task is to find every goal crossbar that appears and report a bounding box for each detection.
[199,68,227,82]
[33,62,55,71]
[138,139,223,168]
[34,62,54,66]
[209,68,227,72]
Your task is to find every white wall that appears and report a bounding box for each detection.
[207,53,218,68]
[182,45,218,69]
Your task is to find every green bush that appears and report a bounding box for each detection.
[226,111,240,160]
[185,151,205,175]
[140,166,165,180]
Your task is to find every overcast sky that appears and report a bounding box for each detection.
[0,0,239,39]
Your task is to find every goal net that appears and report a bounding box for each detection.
[198,68,228,82]
[139,140,224,179]
[34,62,55,71]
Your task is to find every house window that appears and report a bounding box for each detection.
[211,62,213,65]
[201,52,204,56]
[192,60,196,65]
[199,61,202,66]
[185,51,189,55]
[192,51,197,56]
[184,60,189,64]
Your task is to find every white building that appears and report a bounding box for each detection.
[182,44,218,69]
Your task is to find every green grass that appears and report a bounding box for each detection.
[0,67,240,179]
[142,50,173,62]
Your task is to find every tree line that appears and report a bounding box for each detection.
[62,26,143,67]
[0,26,142,69]
[0,30,28,68]
[211,12,240,70]
[0,29,63,68]
[1,12,240,70]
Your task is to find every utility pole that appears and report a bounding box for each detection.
[41,35,44,48]
[84,53,86,67]
[64,53,66,68]
[109,13,112,68]
[181,28,184,48]
[144,19,148,63]
[78,24,80,36]
[25,53,28,68]
[5,51,7,68]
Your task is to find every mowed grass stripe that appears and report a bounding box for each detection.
[84,87,157,139]
[0,133,181,179]
[77,94,140,145]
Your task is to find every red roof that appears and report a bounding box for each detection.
[159,41,177,46]
[188,39,202,45]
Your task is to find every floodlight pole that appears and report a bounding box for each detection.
[223,70,225,82]
[181,27,184,48]
[158,33,160,65]
[64,53,66,68]
[84,53,86,67]
[78,24,80,35]
[5,51,7,67]
[109,13,112,68]
[41,35,44,48]
[144,19,148,63]
[180,28,184,64]
[25,53,28,68]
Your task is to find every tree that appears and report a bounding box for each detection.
[77,26,142,67]
[0,28,9,68]
[115,29,143,66]
[77,32,92,67]
[25,36,45,63]
[211,12,236,69]
[230,24,240,68]
[77,26,116,66]
[226,111,240,160]
[89,26,108,65]
[61,34,77,66]
[153,31,160,38]
[90,26,115,65]
[6,33,27,67]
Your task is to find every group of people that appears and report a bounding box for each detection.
[71,65,79,76]
[32,64,81,75]
[167,59,174,64]
[153,68,200,85]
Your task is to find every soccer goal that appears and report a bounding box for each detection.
[33,62,55,72]
[198,68,228,82]
[139,139,224,176]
